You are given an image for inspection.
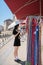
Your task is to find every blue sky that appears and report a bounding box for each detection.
[0,0,13,25]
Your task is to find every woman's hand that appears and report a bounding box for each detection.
[18,30,20,33]
[14,31,20,38]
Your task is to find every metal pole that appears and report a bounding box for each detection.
[40,0,41,16]
[39,0,41,65]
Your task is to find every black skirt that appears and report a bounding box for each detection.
[13,29,21,46]
[14,38,21,46]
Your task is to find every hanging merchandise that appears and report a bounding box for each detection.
[38,20,41,65]
[26,16,29,33]
[40,18,43,65]
[26,16,41,65]
[34,24,39,65]
[31,18,37,65]
[41,23,43,65]
[27,19,32,65]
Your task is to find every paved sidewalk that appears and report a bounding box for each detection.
[0,34,27,65]
[0,33,43,65]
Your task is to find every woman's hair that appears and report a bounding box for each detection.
[14,24,19,30]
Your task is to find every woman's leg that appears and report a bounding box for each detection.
[14,46,19,59]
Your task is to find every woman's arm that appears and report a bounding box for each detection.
[14,32,20,38]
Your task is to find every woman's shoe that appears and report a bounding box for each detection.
[14,59,21,62]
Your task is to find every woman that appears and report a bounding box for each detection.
[13,24,21,62]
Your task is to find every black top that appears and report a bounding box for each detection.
[13,29,20,40]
